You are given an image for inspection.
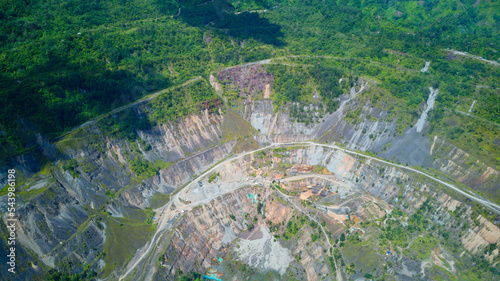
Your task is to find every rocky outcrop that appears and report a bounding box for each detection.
[15,182,89,264]
[462,215,500,254]
[216,64,498,201]
[155,183,332,281]
[158,186,264,277]
[247,100,318,142]
[0,105,236,277]
[431,136,500,197]
[2,62,499,280]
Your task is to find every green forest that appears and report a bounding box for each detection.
[2,1,500,280]
[1,0,499,163]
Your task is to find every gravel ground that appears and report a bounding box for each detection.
[235,225,293,275]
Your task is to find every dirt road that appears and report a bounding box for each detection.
[53,76,203,142]
[446,49,500,67]
[120,141,500,280]
[281,173,352,188]
[271,181,343,281]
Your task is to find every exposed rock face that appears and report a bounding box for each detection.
[235,225,294,275]
[15,183,88,259]
[155,183,332,281]
[10,151,42,178]
[148,145,500,280]
[281,146,500,278]
[2,63,500,280]
[377,125,434,167]
[265,196,294,225]
[0,222,44,281]
[209,74,223,95]
[35,132,57,159]
[6,180,103,274]
[280,146,500,247]
[217,65,498,199]
[0,108,235,277]
[155,141,235,193]
[248,99,317,141]
[431,136,500,196]
[462,215,499,253]
[158,186,264,277]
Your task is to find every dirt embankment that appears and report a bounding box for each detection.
[2,106,237,277]
[431,135,500,196]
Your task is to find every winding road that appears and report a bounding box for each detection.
[119,140,500,281]
[65,54,498,280]
[271,181,343,281]
[53,76,203,142]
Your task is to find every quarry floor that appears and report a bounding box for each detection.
[119,141,500,281]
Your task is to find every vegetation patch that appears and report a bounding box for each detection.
[149,193,171,209]
[208,172,220,183]
[102,215,155,277]
[62,159,80,178]
[151,80,222,124]
[129,158,172,181]
[221,108,258,142]
[342,240,383,276]
[232,136,260,154]
[407,236,439,260]
[267,64,345,115]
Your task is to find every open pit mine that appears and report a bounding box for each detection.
[1,63,499,281]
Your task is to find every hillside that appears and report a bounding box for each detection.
[0,1,499,280]
[1,0,499,159]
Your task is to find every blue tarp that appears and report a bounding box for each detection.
[403,185,410,196]
[248,193,258,204]
[203,275,222,281]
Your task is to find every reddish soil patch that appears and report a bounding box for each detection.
[217,65,274,98]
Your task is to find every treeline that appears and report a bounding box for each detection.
[1,0,498,160]
[151,80,222,124]
[267,64,344,113]
[310,64,343,113]
[0,0,282,159]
